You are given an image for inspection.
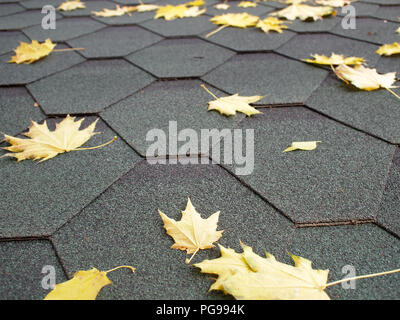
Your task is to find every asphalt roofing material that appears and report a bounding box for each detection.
[0,0,399,300]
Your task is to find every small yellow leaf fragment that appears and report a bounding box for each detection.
[135,4,160,12]
[1,115,116,162]
[270,4,335,21]
[91,5,135,17]
[184,6,206,18]
[210,12,260,28]
[397,27,400,34]
[376,42,400,56]
[303,53,364,66]
[238,1,257,8]
[9,38,56,64]
[58,0,86,11]
[214,3,230,10]
[44,266,135,300]
[256,17,288,33]
[159,198,223,263]
[186,0,205,6]
[283,141,321,152]
[202,84,263,117]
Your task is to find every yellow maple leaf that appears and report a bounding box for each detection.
[270,3,335,21]
[202,84,262,117]
[376,42,400,56]
[158,198,224,263]
[315,0,352,7]
[283,141,321,152]
[91,5,135,17]
[155,4,188,20]
[1,115,116,162]
[195,242,330,300]
[44,266,135,300]
[303,53,364,66]
[186,0,205,6]
[135,4,160,12]
[57,0,86,11]
[333,64,398,91]
[214,3,230,10]
[184,6,206,17]
[256,17,288,33]
[9,38,56,64]
[238,1,257,8]
[210,12,259,28]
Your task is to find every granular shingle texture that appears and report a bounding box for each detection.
[101,79,245,156]
[51,160,295,300]
[0,1,399,301]
[126,38,235,78]
[67,26,163,58]
[217,107,395,223]
[0,117,142,237]
[27,59,155,114]
[202,53,328,105]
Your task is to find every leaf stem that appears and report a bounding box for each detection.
[385,87,400,101]
[185,248,200,264]
[201,84,219,99]
[53,48,85,52]
[74,136,117,151]
[105,265,135,274]
[325,268,400,288]
[205,24,228,38]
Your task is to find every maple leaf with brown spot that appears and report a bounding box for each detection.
[159,198,224,264]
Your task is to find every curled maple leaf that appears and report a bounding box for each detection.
[1,115,117,162]
[159,198,224,264]
[333,64,400,100]
[303,53,364,66]
[270,3,335,21]
[57,0,86,11]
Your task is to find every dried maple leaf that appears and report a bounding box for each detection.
[196,242,400,300]
[202,84,262,117]
[214,3,230,10]
[210,12,259,28]
[270,3,335,21]
[9,38,56,64]
[92,5,135,17]
[256,17,289,33]
[303,53,364,66]
[238,1,257,7]
[315,0,352,7]
[334,64,399,91]
[1,115,116,162]
[186,0,205,6]
[283,141,321,152]
[184,6,206,17]
[135,4,160,12]
[376,42,400,56]
[57,0,86,11]
[44,266,135,300]
[158,198,224,264]
[154,4,188,20]
[195,242,330,300]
